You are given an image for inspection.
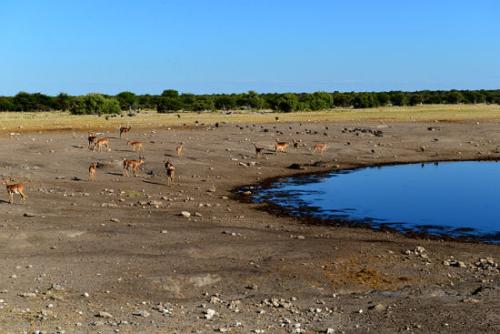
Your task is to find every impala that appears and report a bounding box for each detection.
[165,160,176,185]
[119,126,131,138]
[128,140,144,152]
[94,137,110,152]
[2,178,27,204]
[123,157,144,176]
[88,162,97,181]
[313,143,328,155]
[176,142,184,157]
[275,140,289,153]
[254,144,264,158]
[88,133,97,150]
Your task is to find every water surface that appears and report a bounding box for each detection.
[252,161,500,242]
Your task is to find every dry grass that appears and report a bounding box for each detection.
[1,104,500,133]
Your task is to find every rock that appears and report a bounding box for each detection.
[19,292,37,298]
[180,211,191,218]
[101,203,118,208]
[204,308,217,320]
[96,311,113,318]
[369,303,386,312]
[132,310,150,317]
[110,218,120,223]
[462,298,480,304]
[23,213,36,217]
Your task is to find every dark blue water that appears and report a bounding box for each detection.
[252,161,500,243]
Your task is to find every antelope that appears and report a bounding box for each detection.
[119,126,131,138]
[275,140,289,153]
[88,162,97,181]
[88,133,97,150]
[2,178,27,204]
[94,137,110,152]
[128,140,144,152]
[254,144,264,158]
[165,160,176,185]
[123,157,144,176]
[176,143,184,157]
[313,143,328,155]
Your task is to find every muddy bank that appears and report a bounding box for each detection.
[0,120,498,333]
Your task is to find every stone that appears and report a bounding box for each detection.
[132,310,150,317]
[204,308,217,320]
[19,292,37,298]
[369,304,386,312]
[180,211,191,218]
[96,311,113,318]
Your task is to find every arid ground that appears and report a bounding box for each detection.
[0,107,499,333]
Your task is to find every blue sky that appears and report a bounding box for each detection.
[1,0,499,95]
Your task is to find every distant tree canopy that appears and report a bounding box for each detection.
[0,89,499,114]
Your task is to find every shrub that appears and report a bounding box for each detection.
[70,94,121,115]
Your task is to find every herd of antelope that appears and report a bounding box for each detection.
[3,124,328,204]
[87,126,183,182]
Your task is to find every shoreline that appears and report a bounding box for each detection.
[233,158,500,245]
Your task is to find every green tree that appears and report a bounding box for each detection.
[116,91,138,110]
[70,94,121,115]
[55,92,72,111]
[161,89,179,98]
[276,94,299,112]
[157,96,183,112]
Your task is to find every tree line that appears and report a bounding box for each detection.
[0,89,499,114]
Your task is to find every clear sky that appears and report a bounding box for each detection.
[1,0,499,95]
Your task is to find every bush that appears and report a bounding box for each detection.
[70,94,121,115]
[157,96,183,113]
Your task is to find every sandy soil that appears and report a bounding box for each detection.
[0,119,498,334]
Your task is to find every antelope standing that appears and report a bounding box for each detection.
[254,144,264,158]
[88,133,97,150]
[313,143,328,155]
[165,160,176,185]
[123,157,144,177]
[128,140,144,152]
[2,178,27,204]
[275,140,289,153]
[176,143,184,157]
[88,162,97,181]
[94,137,110,152]
[119,126,131,138]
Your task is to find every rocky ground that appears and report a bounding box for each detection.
[0,119,498,333]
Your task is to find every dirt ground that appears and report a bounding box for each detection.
[0,118,499,334]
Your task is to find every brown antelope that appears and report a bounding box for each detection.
[88,162,97,181]
[254,144,264,158]
[119,126,131,138]
[275,140,289,153]
[2,178,27,204]
[313,143,328,155]
[94,137,110,152]
[88,133,97,150]
[123,157,144,176]
[176,142,184,157]
[128,140,144,152]
[165,160,176,185]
